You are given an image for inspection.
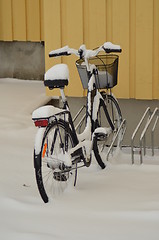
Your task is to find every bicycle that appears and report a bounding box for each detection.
[32,42,122,203]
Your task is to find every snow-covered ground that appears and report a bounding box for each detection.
[0,78,159,240]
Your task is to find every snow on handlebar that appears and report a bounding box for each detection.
[49,42,122,58]
[49,46,79,57]
[103,42,122,53]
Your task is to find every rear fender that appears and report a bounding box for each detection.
[34,127,46,169]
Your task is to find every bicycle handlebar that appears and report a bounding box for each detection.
[49,46,78,58]
[49,42,122,59]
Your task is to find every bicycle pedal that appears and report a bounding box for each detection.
[94,132,107,141]
[94,127,111,139]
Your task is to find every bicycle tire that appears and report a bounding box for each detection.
[34,119,76,203]
[93,93,122,168]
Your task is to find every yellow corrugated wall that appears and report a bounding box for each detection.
[0,0,44,41]
[0,0,159,99]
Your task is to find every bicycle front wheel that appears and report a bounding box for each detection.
[34,119,76,203]
[93,93,122,168]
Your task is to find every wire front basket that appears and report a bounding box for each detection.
[76,54,119,89]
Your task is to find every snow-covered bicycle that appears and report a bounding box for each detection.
[32,42,122,203]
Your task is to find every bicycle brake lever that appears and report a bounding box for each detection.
[78,49,83,59]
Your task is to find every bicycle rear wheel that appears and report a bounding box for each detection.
[93,93,122,168]
[34,119,76,203]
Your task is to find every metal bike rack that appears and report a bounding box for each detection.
[106,119,126,161]
[152,114,159,156]
[131,107,159,164]
[131,107,151,164]
[139,107,159,164]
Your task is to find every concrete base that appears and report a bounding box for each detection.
[0,41,45,80]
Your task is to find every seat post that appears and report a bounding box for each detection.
[60,88,67,104]
[59,88,70,111]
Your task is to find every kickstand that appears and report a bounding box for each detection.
[74,163,78,186]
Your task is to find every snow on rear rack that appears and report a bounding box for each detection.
[32,105,67,127]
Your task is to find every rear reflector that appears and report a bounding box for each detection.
[34,119,48,127]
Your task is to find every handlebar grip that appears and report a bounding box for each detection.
[104,48,122,54]
[103,42,122,54]
[49,46,72,58]
[49,51,71,58]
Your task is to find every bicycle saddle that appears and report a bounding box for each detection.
[44,63,69,89]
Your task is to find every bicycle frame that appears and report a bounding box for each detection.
[58,64,115,143]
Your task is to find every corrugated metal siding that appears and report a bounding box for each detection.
[0,0,159,99]
[0,0,44,41]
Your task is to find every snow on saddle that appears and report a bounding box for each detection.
[44,63,69,89]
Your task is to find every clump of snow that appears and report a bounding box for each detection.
[1,78,159,240]
[32,105,65,119]
[57,152,72,167]
[77,75,95,142]
[49,46,78,57]
[45,63,69,81]
[77,122,91,142]
[103,42,121,50]
[49,46,70,56]
[94,126,112,135]
[92,91,101,121]
[69,140,92,160]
